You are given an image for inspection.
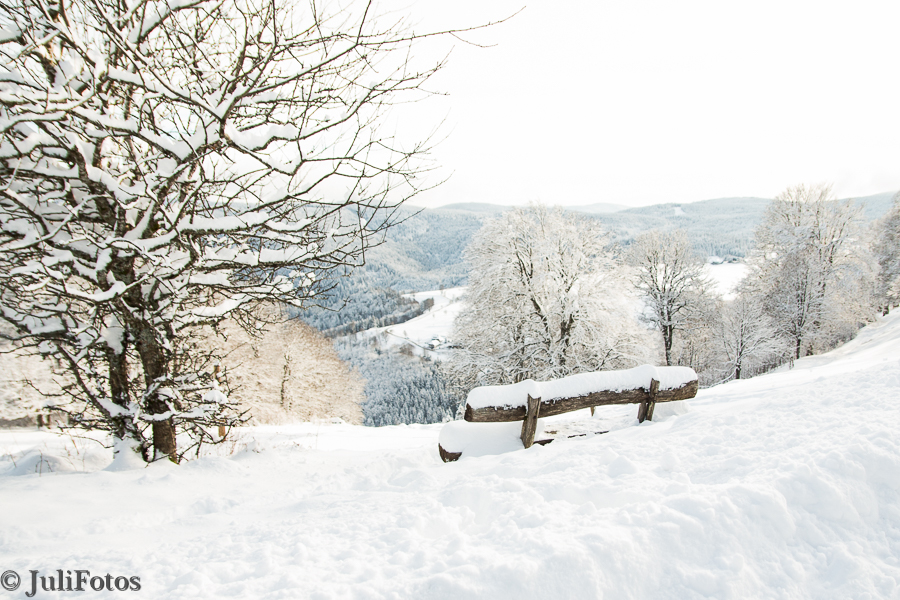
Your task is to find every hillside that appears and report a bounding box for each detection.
[594,196,771,257]
[1,313,898,598]
[0,313,364,426]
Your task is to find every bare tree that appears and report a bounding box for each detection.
[628,229,712,366]
[746,184,875,359]
[448,205,652,389]
[207,308,365,426]
[0,0,473,461]
[874,192,900,313]
[717,291,786,380]
[668,293,722,384]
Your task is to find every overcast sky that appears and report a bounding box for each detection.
[394,0,900,209]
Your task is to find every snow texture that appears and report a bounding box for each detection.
[438,420,537,458]
[466,365,698,410]
[1,314,899,599]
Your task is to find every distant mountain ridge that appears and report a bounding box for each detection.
[433,202,507,214]
[567,202,630,214]
[843,191,896,220]
[427,196,774,261]
[422,192,894,260]
[592,196,772,257]
[430,191,895,221]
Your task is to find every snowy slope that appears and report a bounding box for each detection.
[1,315,899,599]
[351,287,466,358]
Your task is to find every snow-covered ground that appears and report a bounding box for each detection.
[360,287,466,356]
[2,312,899,598]
[706,262,748,300]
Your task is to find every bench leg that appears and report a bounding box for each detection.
[638,378,660,423]
[520,395,541,448]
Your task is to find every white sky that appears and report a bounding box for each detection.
[392,0,900,208]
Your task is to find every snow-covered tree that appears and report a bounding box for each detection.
[0,0,461,461]
[717,291,787,380]
[627,229,713,366]
[666,293,723,384]
[874,192,900,313]
[746,184,875,359]
[209,308,365,426]
[448,205,652,389]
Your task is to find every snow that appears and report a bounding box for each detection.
[224,123,300,151]
[439,420,533,458]
[363,287,466,355]
[2,314,900,598]
[106,438,149,472]
[466,365,698,410]
[102,317,125,354]
[706,262,749,300]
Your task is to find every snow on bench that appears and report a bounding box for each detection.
[439,365,698,463]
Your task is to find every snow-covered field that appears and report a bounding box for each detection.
[2,314,899,598]
[360,287,466,356]
[706,262,748,300]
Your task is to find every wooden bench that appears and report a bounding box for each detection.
[439,365,699,462]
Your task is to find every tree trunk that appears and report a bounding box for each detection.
[114,254,178,463]
[134,323,178,463]
[558,313,576,369]
[151,420,177,463]
[105,347,148,460]
[280,354,292,410]
[106,348,130,437]
[663,326,674,366]
[106,254,158,461]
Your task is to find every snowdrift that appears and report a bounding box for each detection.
[1,315,899,599]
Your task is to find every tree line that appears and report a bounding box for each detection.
[447,186,900,391]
